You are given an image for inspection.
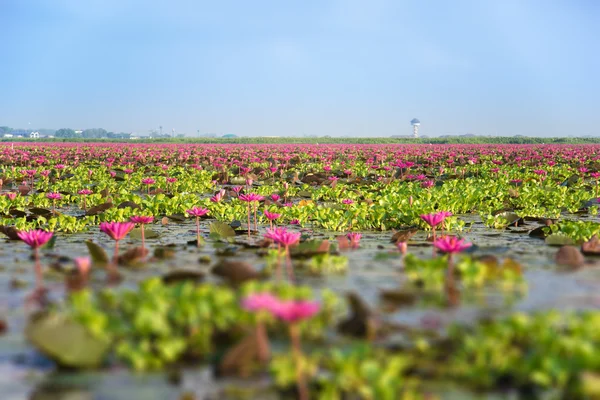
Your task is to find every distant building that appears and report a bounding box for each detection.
[3,134,13,138]
[222,134,238,138]
[30,131,40,138]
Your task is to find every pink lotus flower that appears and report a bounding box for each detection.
[186,206,209,217]
[396,241,408,255]
[346,232,362,246]
[4,192,17,201]
[74,257,91,276]
[433,236,472,254]
[17,229,53,249]
[78,189,93,195]
[421,180,434,189]
[271,300,320,323]
[130,215,154,224]
[272,229,301,247]
[166,177,178,183]
[232,186,243,194]
[46,192,61,200]
[264,210,281,221]
[141,178,156,185]
[239,193,264,203]
[210,189,226,203]
[241,292,280,312]
[342,199,354,205]
[99,221,135,241]
[420,212,447,228]
[289,219,301,225]
[271,194,281,201]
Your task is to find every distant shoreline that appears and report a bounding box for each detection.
[0,136,599,145]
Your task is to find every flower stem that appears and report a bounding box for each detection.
[109,240,120,279]
[141,224,146,248]
[289,324,308,400]
[196,216,201,247]
[285,245,294,282]
[247,202,251,239]
[34,247,43,289]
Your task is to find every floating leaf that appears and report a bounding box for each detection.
[391,228,419,243]
[9,208,27,218]
[118,246,148,266]
[210,222,236,238]
[167,214,186,222]
[555,245,585,268]
[219,331,270,377]
[545,234,575,246]
[85,202,113,216]
[85,240,109,265]
[582,235,600,256]
[337,293,379,340]
[117,201,141,210]
[26,312,110,368]
[290,240,330,258]
[0,225,20,240]
[29,207,52,216]
[162,269,205,285]
[154,247,176,259]
[212,260,260,285]
[297,190,312,198]
[130,228,159,240]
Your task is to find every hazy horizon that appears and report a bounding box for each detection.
[2,0,599,137]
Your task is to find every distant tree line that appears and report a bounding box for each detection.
[54,128,130,139]
[2,135,600,144]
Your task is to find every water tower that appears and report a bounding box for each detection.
[410,118,420,138]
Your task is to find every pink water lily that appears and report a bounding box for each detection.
[18,229,53,249]
[186,207,209,247]
[130,216,154,248]
[346,232,362,248]
[100,221,135,241]
[239,193,265,235]
[18,229,54,288]
[264,210,281,229]
[433,236,472,254]
[420,211,451,240]
[271,299,320,323]
[100,221,135,280]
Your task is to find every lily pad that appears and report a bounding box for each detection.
[555,245,585,268]
[117,201,141,210]
[85,202,113,216]
[0,225,20,240]
[212,260,260,285]
[210,222,236,238]
[162,269,205,285]
[118,246,148,266]
[85,240,109,265]
[167,214,186,222]
[130,228,159,240]
[545,234,575,246]
[26,311,110,368]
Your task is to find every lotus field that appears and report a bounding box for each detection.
[4,142,600,399]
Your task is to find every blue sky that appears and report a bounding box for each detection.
[1,0,598,136]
